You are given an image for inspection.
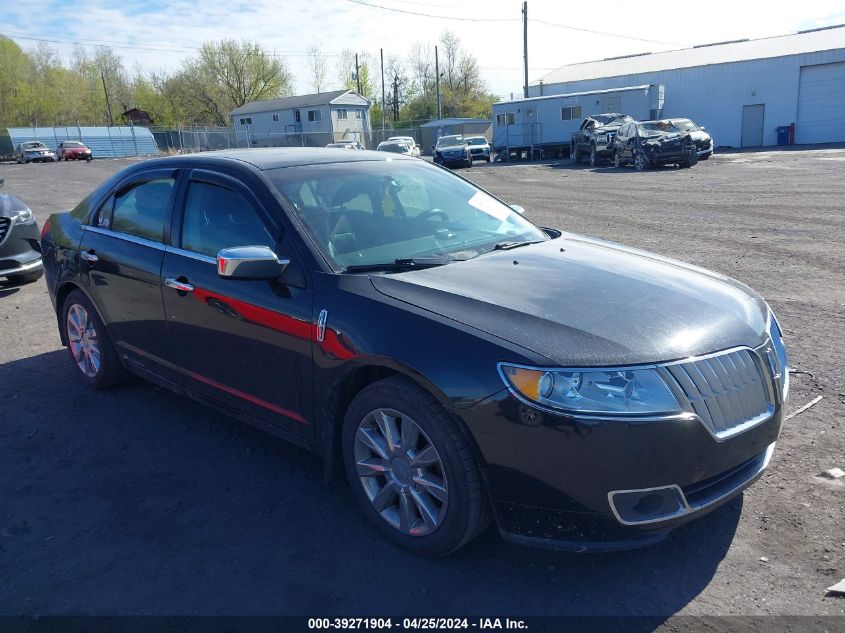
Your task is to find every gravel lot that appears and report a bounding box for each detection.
[0,150,843,618]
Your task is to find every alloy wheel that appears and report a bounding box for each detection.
[635,151,647,171]
[353,407,449,536]
[614,151,622,168]
[66,303,101,378]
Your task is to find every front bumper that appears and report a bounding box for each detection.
[63,152,92,160]
[434,153,468,166]
[0,218,43,277]
[645,145,696,165]
[459,388,782,551]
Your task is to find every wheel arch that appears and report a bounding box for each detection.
[54,280,109,346]
[320,360,488,486]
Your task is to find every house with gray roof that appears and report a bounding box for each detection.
[230,89,371,147]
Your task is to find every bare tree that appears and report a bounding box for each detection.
[306,40,329,93]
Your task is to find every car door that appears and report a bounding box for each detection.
[160,168,315,441]
[78,168,179,385]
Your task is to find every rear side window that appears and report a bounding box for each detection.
[181,181,275,257]
[109,178,175,242]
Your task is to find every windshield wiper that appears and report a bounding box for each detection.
[343,257,458,273]
[492,239,545,251]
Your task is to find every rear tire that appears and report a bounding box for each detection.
[61,289,130,390]
[342,376,489,556]
[570,145,580,163]
[589,145,599,167]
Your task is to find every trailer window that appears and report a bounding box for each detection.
[496,113,515,126]
[561,106,583,121]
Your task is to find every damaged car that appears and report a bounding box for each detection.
[669,118,714,160]
[613,120,699,170]
[571,113,634,167]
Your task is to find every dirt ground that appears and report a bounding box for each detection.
[0,149,843,619]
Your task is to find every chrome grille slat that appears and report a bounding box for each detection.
[667,347,773,439]
[0,217,10,242]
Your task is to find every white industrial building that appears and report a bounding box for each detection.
[529,25,845,148]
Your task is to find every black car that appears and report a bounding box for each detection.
[669,118,714,159]
[432,135,472,168]
[571,113,634,167]
[41,149,788,556]
[613,120,699,170]
[0,176,43,285]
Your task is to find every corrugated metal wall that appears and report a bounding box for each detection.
[529,49,845,148]
[2,126,159,159]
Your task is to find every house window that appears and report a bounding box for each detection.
[308,110,322,122]
[337,108,348,120]
[496,112,515,126]
[294,109,301,123]
[561,106,583,121]
[355,110,362,119]
[239,117,252,126]
[272,114,279,122]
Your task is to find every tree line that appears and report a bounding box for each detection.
[0,32,495,129]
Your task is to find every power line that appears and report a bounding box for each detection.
[346,0,683,46]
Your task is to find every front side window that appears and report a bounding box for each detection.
[269,160,547,270]
[181,181,275,258]
[308,110,322,122]
[108,178,175,242]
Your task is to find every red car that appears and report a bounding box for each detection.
[57,141,93,161]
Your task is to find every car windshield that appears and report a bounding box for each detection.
[638,121,682,137]
[23,142,47,149]
[671,120,699,132]
[389,137,414,146]
[466,137,487,146]
[269,160,548,271]
[378,143,409,153]
[63,141,86,147]
[436,135,464,148]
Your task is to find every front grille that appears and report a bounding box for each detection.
[0,217,10,242]
[664,348,773,439]
[696,139,712,150]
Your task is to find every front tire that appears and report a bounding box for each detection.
[634,150,650,171]
[342,376,489,556]
[62,290,129,389]
[613,150,623,168]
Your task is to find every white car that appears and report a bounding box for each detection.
[387,136,420,157]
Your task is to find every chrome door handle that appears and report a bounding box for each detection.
[80,251,98,263]
[165,278,194,292]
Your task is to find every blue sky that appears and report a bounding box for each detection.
[3,0,845,99]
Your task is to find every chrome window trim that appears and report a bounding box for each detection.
[82,224,165,251]
[607,441,776,526]
[164,245,216,265]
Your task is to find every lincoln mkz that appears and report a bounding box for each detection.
[41,149,788,555]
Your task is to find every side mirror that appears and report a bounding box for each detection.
[217,245,289,280]
[700,126,706,131]
[510,204,526,215]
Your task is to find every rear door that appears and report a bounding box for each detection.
[78,168,179,384]
[160,168,315,440]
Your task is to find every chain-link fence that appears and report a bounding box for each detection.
[150,126,428,154]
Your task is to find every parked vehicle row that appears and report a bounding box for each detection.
[40,147,787,556]
[14,140,94,164]
[571,113,713,170]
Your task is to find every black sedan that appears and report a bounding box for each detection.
[41,149,788,556]
[0,176,43,285]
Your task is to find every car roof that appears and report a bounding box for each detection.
[133,148,416,171]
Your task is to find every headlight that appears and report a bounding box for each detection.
[499,363,681,415]
[14,207,34,224]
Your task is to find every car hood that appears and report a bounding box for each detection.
[24,147,53,152]
[686,130,711,142]
[370,236,769,366]
[64,147,89,151]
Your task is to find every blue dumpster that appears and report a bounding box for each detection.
[776,126,790,146]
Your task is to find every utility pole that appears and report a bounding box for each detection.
[522,1,529,98]
[392,73,400,122]
[102,71,114,126]
[435,45,442,120]
[355,53,362,94]
[380,48,386,131]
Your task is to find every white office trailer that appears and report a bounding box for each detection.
[527,25,845,148]
[492,84,664,158]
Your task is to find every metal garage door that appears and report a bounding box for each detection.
[796,61,845,144]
